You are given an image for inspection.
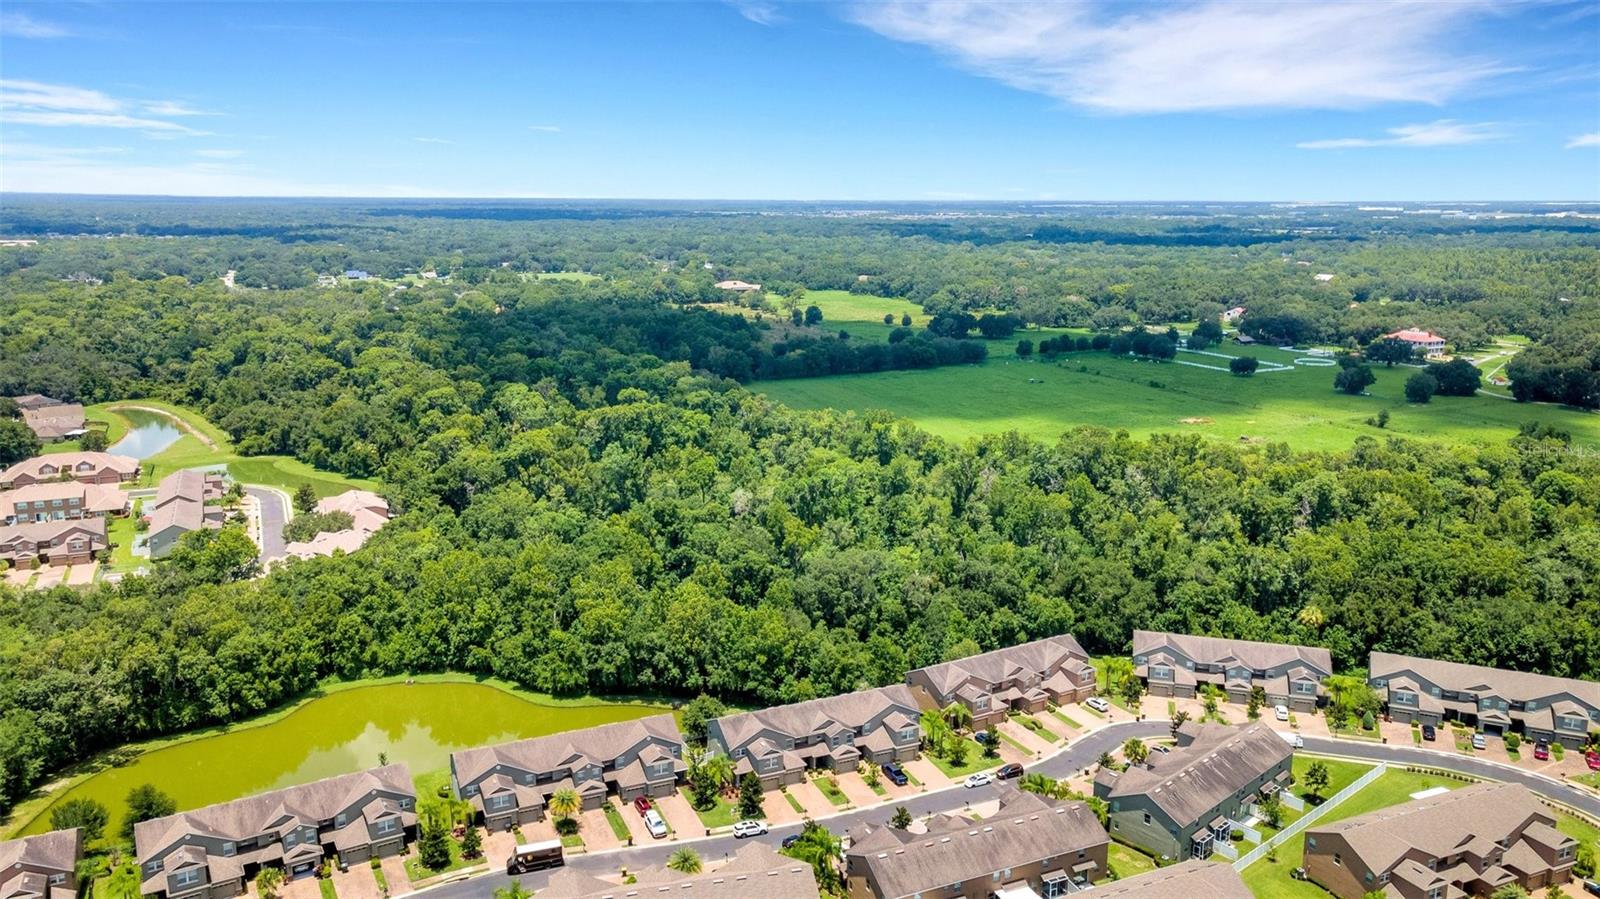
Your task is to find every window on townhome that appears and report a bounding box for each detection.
[336,814,347,827]
[49,874,66,885]
[399,798,411,809]
[1143,813,1151,825]
[222,842,235,857]
[1333,854,1341,867]
[375,818,398,836]
[172,870,202,888]
[487,795,514,811]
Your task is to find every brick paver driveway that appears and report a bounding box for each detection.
[785,778,836,818]
[648,791,698,840]
[901,756,948,788]
[377,854,410,895]
[482,829,517,874]
[64,562,98,586]
[612,797,655,846]
[576,807,623,852]
[763,788,807,826]
[31,566,66,589]
[834,772,879,807]
[330,864,382,899]
[280,873,321,899]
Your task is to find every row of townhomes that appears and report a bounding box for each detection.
[1,479,128,525]
[0,452,141,489]
[1133,631,1334,712]
[706,686,923,790]
[540,843,819,899]
[1304,782,1578,899]
[0,518,109,568]
[1095,722,1295,862]
[450,714,686,830]
[0,829,84,899]
[11,395,87,443]
[147,469,226,560]
[906,633,1097,729]
[134,766,417,899]
[1370,652,1600,749]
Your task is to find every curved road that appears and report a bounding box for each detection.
[405,722,1599,899]
[246,486,289,560]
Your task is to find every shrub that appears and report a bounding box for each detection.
[1505,733,1522,751]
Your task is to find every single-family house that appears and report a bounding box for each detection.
[1132,631,1333,712]
[281,490,389,560]
[0,453,140,489]
[146,470,226,560]
[1222,307,1246,322]
[1303,783,1577,899]
[1370,652,1600,749]
[450,714,685,830]
[706,686,921,791]
[20,405,86,442]
[714,279,761,292]
[1095,722,1294,862]
[1088,860,1251,899]
[2,481,128,525]
[0,828,84,899]
[845,788,1109,899]
[134,765,416,899]
[540,843,818,899]
[0,518,108,567]
[343,270,369,280]
[11,395,64,411]
[1383,328,1447,359]
[907,634,1097,730]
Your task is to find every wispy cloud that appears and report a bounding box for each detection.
[141,100,220,117]
[731,1,783,25]
[528,124,562,133]
[1,79,212,136]
[1297,120,1508,150]
[0,12,72,39]
[847,0,1507,113]
[413,136,454,144]
[1566,133,1600,149]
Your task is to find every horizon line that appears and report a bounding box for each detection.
[2,191,1598,205]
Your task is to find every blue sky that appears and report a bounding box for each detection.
[2,1,1597,200]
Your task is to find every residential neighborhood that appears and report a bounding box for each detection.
[0,518,109,568]
[16,397,87,443]
[1371,651,1600,749]
[1133,631,1334,713]
[0,452,141,489]
[907,634,1097,730]
[145,469,227,560]
[281,489,390,560]
[1,479,128,525]
[0,828,83,899]
[705,686,922,791]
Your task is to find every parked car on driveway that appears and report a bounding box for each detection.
[881,762,909,786]
[1085,697,1110,713]
[1274,705,1289,721]
[974,731,997,746]
[732,820,768,839]
[964,772,993,789]
[1421,724,1436,742]
[996,763,1024,780]
[1581,879,1600,898]
[1533,741,1550,761]
[1586,751,1600,771]
[1471,733,1486,751]
[643,809,668,839]
[633,796,652,816]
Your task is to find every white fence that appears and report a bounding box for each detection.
[1232,762,1388,870]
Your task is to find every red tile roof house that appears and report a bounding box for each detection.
[146,470,227,560]
[450,714,686,831]
[0,453,141,489]
[2,481,129,525]
[1383,328,1448,359]
[907,634,1098,730]
[1133,631,1333,713]
[705,685,922,791]
[133,765,417,899]
[0,828,84,899]
[0,518,109,568]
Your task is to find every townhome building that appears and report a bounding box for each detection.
[540,843,818,899]
[1370,652,1600,749]
[846,789,1109,899]
[0,453,140,489]
[134,765,417,899]
[0,828,84,899]
[1095,722,1294,862]
[907,634,1098,730]
[1133,631,1333,712]
[1303,783,1577,899]
[0,518,109,567]
[2,481,128,525]
[705,685,921,791]
[1088,860,1251,899]
[20,404,87,443]
[450,714,685,831]
[281,490,389,560]
[147,470,227,560]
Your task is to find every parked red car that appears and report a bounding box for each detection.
[633,796,652,816]
[1532,742,1550,761]
[1585,751,1600,771]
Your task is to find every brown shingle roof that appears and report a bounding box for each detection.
[712,685,918,749]
[451,714,682,787]
[1089,860,1251,899]
[1370,652,1600,709]
[1096,723,1291,827]
[0,453,139,487]
[0,829,82,876]
[909,634,1091,696]
[1133,631,1332,675]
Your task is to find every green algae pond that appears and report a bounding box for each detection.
[11,680,671,838]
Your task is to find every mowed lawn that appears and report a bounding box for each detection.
[759,319,1600,451]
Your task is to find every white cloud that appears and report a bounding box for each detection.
[141,100,220,117]
[731,1,783,25]
[847,0,1507,113]
[413,136,454,144]
[0,12,72,39]
[1297,119,1508,149]
[1,79,213,135]
[195,149,245,158]
[1566,133,1600,149]
[528,124,561,132]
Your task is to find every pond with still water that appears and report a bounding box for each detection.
[106,409,184,460]
[14,682,670,837]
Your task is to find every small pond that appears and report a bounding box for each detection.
[106,409,184,460]
[14,681,670,837]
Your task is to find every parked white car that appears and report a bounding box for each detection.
[1274,705,1289,721]
[644,810,669,839]
[1471,733,1487,751]
[964,772,993,789]
[732,819,768,839]
[1085,697,1111,713]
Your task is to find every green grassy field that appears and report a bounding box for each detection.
[761,292,1600,451]
[1108,842,1157,877]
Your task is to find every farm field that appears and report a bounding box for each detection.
[761,293,1600,451]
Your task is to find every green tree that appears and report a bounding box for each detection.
[1229,355,1259,376]
[122,784,176,841]
[1489,886,1528,899]
[803,306,823,326]
[1122,738,1148,767]
[919,710,951,758]
[292,483,317,513]
[492,882,531,899]
[1303,761,1331,802]
[947,735,970,767]
[1118,675,1143,710]
[1169,710,1191,740]
[1258,792,1284,828]
[890,806,912,830]
[1201,684,1221,719]
[51,797,109,843]
[680,694,727,747]
[1016,339,1033,358]
[255,868,285,899]
[459,822,482,859]
[738,772,764,819]
[548,788,580,824]
[79,429,110,452]
[1366,337,1417,366]
[900,313,912,326]
[1247,686,1265,720]
[780,820,843,894]
[667,848,702,873]
[165,527,259,584]
[882,314,894,325]
[1405,372,1438,403]
[942,701,973,733]
[981,725,1000,759]
[1335,361,1376,394]
[0,420,40,466]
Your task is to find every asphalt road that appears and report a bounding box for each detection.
[246,486,288,560]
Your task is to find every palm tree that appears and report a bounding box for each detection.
[703,754,735,795]
[1123,738,1149,766]
[919,709,951,757]
[666,848,702,874]
[254,868,284,899]
[548,788,580,824]
[942,701,973,733]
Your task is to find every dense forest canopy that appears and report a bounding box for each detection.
[0,198,1597,817]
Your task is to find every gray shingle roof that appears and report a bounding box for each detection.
[1096,723,1291,827]
[712,685,918,749]
[1133,631,1332,675]
[1089,860,1250,899]
[451,714,682,786]
[1370,652,1600,709]
[909,634,1091,696]
[0,829,82,876]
